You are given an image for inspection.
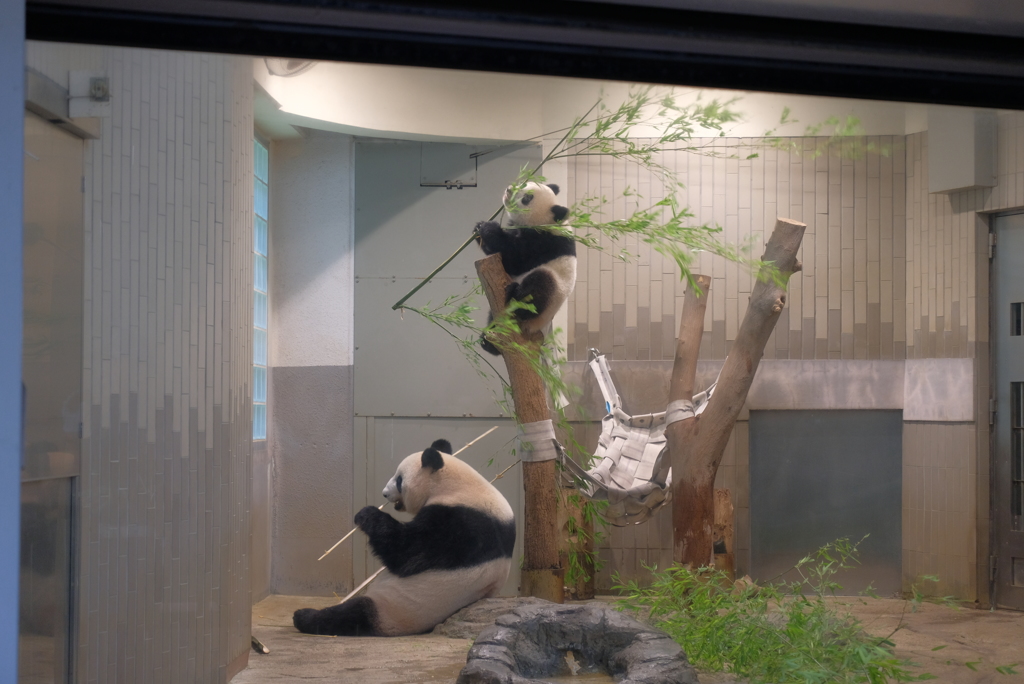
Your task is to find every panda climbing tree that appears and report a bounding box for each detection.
[473,182,576,357]
[471,181,577,602]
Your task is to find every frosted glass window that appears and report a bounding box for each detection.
[255,180,268,220]
[253,405,266,440]
[253,366,267,403]
[254,139,269,182]
[254,291,268,329]
[255,216,268,256]
[254,328,267,366]
[255,253,268,292]
[253,138,269,440]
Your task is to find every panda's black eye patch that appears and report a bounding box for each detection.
[395,474,403,493]
[521,193,533,206]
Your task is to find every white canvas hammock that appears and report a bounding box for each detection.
[558,350,716,526]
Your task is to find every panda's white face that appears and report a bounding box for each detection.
[381,441,514,520]
[504,182,569,227]
[382,453,423,513]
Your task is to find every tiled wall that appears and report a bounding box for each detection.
[902,422,977,599]
[905,133,976,360]
[905,114,1024,360]
[27,44,256,683]
[566,136,907,362]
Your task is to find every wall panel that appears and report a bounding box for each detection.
[27,43,255,684]
[566,137,906,363]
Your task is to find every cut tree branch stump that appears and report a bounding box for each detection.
[668,218,806,569]
[476,253,564,603]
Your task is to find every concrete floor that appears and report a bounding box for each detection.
[234,595,1024,684]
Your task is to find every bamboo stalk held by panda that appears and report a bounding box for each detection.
[316,425,501,561]
[339,567,385,604]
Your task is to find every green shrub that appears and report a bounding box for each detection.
[614,538,935,684]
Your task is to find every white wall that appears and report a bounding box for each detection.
[255,60,545,143]
[269,131,355,368]
[255,59,914,147]
[268,131,357,595]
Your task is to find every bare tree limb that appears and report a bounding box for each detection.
[669,274,711,405]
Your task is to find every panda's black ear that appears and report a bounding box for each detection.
[421,448,445,473]
[546,183,560,196]
[430,439,452,454]
[552,205,569,223]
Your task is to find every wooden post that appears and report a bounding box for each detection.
[476,254,564,603]
[668,218,806,569]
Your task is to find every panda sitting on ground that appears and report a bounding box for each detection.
[474,181,577,355]
[292,439,515,636]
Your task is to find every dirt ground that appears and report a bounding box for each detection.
[234,594,1024,684]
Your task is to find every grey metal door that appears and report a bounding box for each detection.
[993,213,1024,610]
[749,410,903,596]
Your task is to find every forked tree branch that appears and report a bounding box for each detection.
[668,218,806,568]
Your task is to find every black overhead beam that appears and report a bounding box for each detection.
[25,0,1024,109]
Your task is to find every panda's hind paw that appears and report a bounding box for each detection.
[293,607,319,634]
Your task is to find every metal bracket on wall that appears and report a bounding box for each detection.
[990,556,998,582]
[990,398,997,425]
[24,67,100,139]
[419,144,478,189]
[990,232,997,259]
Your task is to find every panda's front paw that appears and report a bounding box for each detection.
[354,505,381,530]
[474,221,502,253]
[479,330,502,356]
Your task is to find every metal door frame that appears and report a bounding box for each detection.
[990,210,1024,610]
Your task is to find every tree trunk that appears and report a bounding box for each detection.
[475,254,564,603]
[668,218,806,568]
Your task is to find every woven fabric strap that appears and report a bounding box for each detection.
[518,419,558,462]
[665,399,695,425]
